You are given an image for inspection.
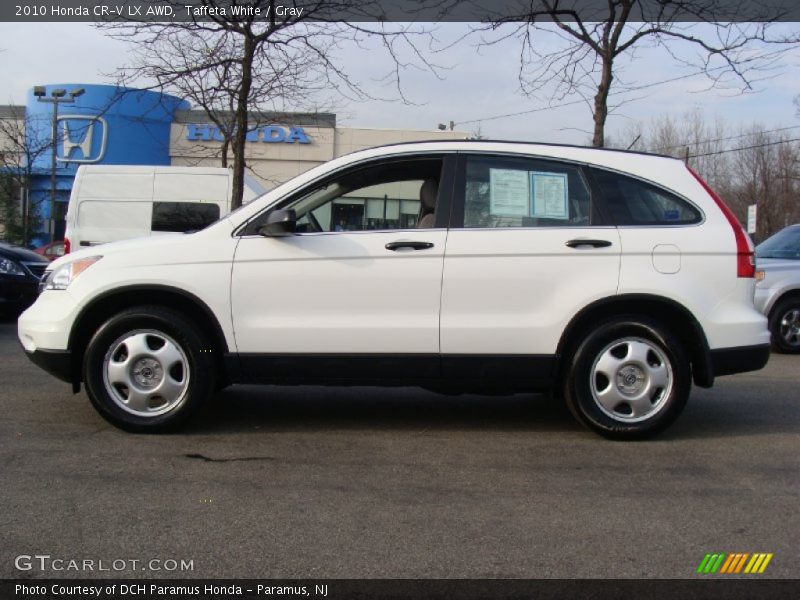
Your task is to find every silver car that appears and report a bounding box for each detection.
[755,224,800,353]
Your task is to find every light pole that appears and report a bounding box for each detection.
[33,86,85,242]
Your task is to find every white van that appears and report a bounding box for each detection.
[64,165,265,252]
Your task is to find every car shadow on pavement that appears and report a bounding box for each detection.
[183,372,800,440]
[658,379,800,441]
[189,385,583,435]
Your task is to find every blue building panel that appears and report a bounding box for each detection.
[24,84,188,244]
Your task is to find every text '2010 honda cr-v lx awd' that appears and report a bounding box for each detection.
[18,141,771,439]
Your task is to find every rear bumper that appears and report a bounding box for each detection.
[24,348,73,383]
[710,344,770,377]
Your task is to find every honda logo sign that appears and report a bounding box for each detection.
[56,115,108,163]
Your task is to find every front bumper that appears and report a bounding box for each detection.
[18,290,79,353]
[25,348,73,382]
[710,343,771,377]
[18,291,81,387]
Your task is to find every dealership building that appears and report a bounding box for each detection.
[0,84,466,244]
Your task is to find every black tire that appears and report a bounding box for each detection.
[563,317,691,440]
[83,306,217,432]
[768,297,800,354]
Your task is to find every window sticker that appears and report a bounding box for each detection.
[530,172,569,219]
[489,169,530,216]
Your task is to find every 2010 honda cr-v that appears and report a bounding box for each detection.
[18,141,771,438]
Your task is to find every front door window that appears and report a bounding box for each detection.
[245,158,444,235]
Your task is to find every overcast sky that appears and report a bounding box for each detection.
[1,22,798,146]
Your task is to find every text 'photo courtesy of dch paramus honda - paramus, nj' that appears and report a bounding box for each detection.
[18,140,771,440]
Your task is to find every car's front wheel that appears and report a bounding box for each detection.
[83,306,216,432]
[563,317,691,439]
[769,297,800,354]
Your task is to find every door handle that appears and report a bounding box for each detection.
[565,239,612,249]
[385,241,434,251]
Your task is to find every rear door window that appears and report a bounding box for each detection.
[457,155,596,228]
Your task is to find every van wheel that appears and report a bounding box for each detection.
[563,317,690,440]
[83,306,216,432]
[769,297,800,354]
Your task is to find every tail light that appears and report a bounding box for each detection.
[687,167,755,278]
[64,237,71,255]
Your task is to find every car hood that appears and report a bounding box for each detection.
[49,233,185,269]
[0,243,49,263]
[756,257,800,272]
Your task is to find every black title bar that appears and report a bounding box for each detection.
[3,0,800,23]
[5,579,800,600]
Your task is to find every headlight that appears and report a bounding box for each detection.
[43,256,103,291]
[0,257,25,276]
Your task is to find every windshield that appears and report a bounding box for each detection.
[756,226,800,260]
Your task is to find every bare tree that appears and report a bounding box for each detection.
[614,109,800,239]
[102,1,438,208]
[730,126,800,239]
[478,0,798,147]
[0,106,53,246]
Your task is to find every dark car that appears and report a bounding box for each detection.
[0,242,49,316]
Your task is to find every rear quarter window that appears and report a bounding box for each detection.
[592,168,702,226]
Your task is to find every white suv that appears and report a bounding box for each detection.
[18,141,770,439]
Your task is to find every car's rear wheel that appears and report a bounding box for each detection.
[563,317,691,439]
[83,306,216,432]
[769,297,800,354]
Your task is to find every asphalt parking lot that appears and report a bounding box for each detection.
[1,316,798,580]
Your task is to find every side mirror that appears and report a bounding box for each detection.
[258,208,297,237]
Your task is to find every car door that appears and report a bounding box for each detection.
[439,153,621,381]
[230,154,455,382]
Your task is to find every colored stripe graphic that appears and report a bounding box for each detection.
[697,554,712,574]
[745,554,760,573]
[711,552,725,573]
[758,554,773,573]
[734,553,749,573]
[720,553,736,573]
[697,554,711,573]
[720,554,736,574]
[699,552,773,574]
[710,553,726,573]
